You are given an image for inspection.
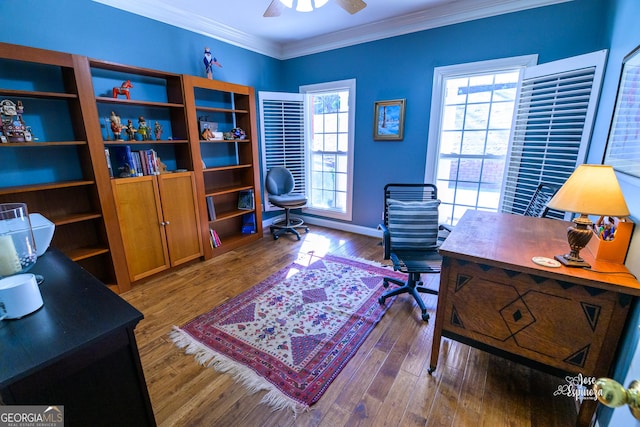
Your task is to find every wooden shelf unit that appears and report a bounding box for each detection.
[183,75,263,258]
[0,42,129,292]
[88,59,203,282]
[1,42,264,289]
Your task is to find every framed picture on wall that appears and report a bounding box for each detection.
[603,44,640,179]
[373,99,405,141]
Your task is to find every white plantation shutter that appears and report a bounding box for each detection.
[259,91,306,211]
[501,50,607,219]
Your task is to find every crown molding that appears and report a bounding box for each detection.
[94,0,571,60]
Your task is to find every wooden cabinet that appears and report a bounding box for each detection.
[112,172,202,282]
[183,76,263,259]
[0,43,129,292]
[88,59,204,282]
[0,249,155,426]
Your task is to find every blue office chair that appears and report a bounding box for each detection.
[265,167,309,240]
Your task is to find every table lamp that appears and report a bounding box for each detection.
[546,164,630,268]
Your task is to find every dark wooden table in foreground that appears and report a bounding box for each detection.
[0,249,155,427]
[430,210,640,427]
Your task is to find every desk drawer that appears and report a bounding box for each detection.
[441,258,630,375]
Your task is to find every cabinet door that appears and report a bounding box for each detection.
[158,172,203,266]
[112,176,169,281]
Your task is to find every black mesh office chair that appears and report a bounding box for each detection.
[378,184,448,322]
[523,183,560,218]
[265,167,309,240]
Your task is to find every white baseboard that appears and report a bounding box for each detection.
[263,214,381,238]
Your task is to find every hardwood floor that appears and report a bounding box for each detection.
[121,226,578,426]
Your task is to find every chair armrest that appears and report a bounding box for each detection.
[439,224,453,233]
[378,223,391,260]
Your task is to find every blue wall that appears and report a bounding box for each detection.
[0,0,282,90]
[282,0,608,227]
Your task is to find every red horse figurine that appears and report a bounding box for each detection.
[112,80,133,99]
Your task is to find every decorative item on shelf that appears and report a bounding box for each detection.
[0,99,33,143]
[203,47,222,80]
[125,119,136,141]
[112,79,133,100]
[241,212,257,234]
[237,189,255,210]
[546,164,630,268]
[231,127,246,140]
[109,111,124,141]
[137,116,150,141]
[154,121,163,140]
[223,131,234,140]
[199,120,218,140]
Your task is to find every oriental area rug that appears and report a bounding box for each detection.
[170,253,406,414]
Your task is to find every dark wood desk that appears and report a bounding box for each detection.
[430,211,640,427]
[0,249,155,427]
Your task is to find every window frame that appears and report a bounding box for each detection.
[300,78,356,221]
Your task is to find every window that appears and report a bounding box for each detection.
[426,52,606,226]
[301,79,355,220]
[260,79,356,221]
[426,55,538,226]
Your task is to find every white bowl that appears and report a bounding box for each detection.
[29,213,55,257]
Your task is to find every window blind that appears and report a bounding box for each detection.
[259,91,306,211]
[501,50,607,220]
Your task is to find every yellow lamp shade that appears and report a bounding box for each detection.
[547,165,630,217]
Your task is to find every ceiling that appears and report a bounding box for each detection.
[93,0,570,60]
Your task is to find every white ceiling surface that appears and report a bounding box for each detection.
[93,0,570,60]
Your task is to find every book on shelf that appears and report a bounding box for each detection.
[105,148,113,178]
[206,196,216,221]
[209,227,222,248]
[237,189,255,210]
[241,212,257,234]
[110,146,161,178]
[109,145,135,178]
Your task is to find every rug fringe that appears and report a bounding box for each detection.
[169,326,310,416]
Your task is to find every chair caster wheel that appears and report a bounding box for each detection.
[382,280,389,288]
[273,235,279,240]
[378,296,386,305]
[421,312,430,322]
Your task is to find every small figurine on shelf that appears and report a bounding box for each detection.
[203,47,222,79]
[137,116,150,141]
[110,111,124,140]
[112,80,133,100]
[125,120,137,141]
[154,121,163,141]
[231,127,246,140]
[201,123,215,141]
[0,99,31,142]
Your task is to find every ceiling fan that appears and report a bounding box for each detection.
[264,0,367,17]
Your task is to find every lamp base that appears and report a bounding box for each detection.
[554,254,591,268]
